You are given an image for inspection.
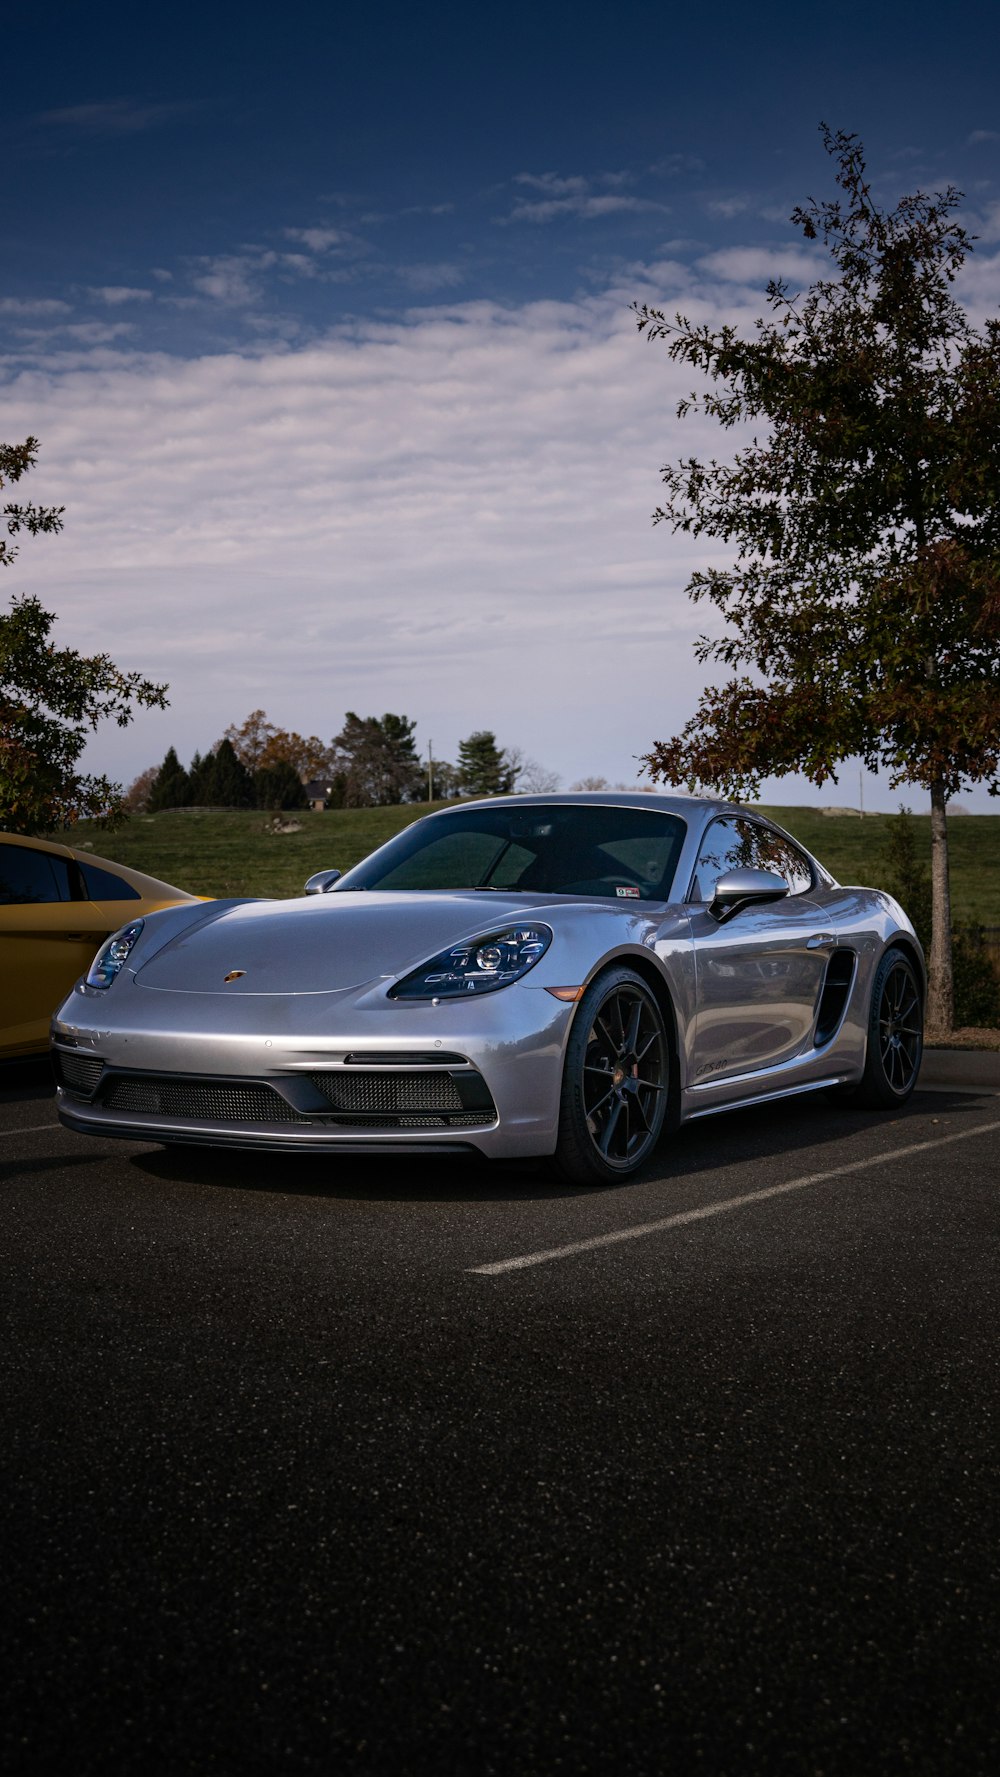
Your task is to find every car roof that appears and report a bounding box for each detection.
[428,791,743,818]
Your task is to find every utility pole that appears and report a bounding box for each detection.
[428,737,433,803]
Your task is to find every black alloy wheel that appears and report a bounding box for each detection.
[855,945,924,1108]
[553,965,670,1185]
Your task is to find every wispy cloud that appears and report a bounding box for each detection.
[0,296,71,316]
[696,246,822,286]
[967,129,1000,145]
[705,197,750,220]
[501,171,666,225]
[284,226,350,253]
[87,285,153,305]
[650,154,706,177]
[36,98,192,136]
[190,254,273,306]
[395,262,466,293]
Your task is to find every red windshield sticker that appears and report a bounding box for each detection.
[616,885,641,898]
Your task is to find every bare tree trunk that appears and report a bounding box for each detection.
[926,779,954,1033]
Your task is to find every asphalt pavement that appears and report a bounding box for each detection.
[2,1061,998,1775]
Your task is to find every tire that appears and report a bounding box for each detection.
[853,945,924,1109]
[552,965,670,1186]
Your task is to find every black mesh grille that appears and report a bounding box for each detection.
[55,1050,104,1097]
[309,1071,464,1112]
[102,1078,309,1123]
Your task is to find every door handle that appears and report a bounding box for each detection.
[807,933,837,950]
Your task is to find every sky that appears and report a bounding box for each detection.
[4,0,1000,812]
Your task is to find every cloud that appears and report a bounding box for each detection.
[395,262,467,293]
[695,246,822,286]
[705,197,750,220]
[87,286,153,305]
[967,130,1000,145]
[650,154,706,177]
[501,170,666,225]
[189,253,278,305]
[284,226,349,253]
[3,278,748,791]
[36,98,191,136]
[0,297,71,316]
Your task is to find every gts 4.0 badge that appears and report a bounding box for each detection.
[616,885,641,899]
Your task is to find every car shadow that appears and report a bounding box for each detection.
[123,1086,987,1206]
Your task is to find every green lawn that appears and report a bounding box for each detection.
[71,801,1000,926]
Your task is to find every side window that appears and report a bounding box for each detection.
[0,842,74,905]
[78,860,141,901]
[688,819,748,901]
[689,819,813,900]
[745,826,813,895]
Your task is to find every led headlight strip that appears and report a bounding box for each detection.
[390,925,551,1000]
[86,920,145,989]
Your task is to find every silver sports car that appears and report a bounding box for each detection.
[52,794,925,1185]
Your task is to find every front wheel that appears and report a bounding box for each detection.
[854,945,924,1108]
[552,966,670,1186]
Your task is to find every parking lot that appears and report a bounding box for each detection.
[2,1065,999,1774]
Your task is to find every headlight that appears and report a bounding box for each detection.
[86,919,145,989]
[389,924,552,1000]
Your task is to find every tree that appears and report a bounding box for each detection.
[428,759,462,800]
[1,438,168,833]
[332,712,423,806]
[225,709,333,781]
[224,709,277,772]
[147,746,191,811]
[878,808,1000,1028]
[124,764,159,813]
[254,759,309,810]
[197,737,254,808]
[635,127,1000,1031]
[457,730,517,797]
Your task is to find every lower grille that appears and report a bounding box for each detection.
[309,1070,464,1112]
[54,1050,104,1097]
[94,1070,498,1133]
[102,1078,309,1124]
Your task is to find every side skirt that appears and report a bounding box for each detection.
[683,1074,849,1123]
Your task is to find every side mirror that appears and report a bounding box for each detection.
[709,867,789,925]
[304,868,342,895]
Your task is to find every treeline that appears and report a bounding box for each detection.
[130,711,559,812]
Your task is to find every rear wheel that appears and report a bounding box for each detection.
[854,945,923,1108]
[552,966,670,1186]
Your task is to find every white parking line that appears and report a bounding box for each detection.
[468,1120,1000,1277]
[4,1121,61,1140]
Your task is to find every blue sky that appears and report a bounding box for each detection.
[5,0,1000,808]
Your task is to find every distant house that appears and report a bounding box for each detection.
[304,779,336,811]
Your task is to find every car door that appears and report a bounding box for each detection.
[0,841,116,1058]
[685,818,831,1091]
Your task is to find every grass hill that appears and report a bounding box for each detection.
[70,800,1000,927]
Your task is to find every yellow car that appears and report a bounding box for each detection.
[1,832,203,1059]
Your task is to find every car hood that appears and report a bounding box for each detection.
[132,890,548,995]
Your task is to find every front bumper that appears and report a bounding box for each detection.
[51,977,574,1159]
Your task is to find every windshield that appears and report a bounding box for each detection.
[336,805,687,901]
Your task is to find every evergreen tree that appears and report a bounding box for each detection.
[186,749,212,805]
[457,730,516,797]
[331,712,423,806]
[147,746,190,811]
[200,737,254,808]
[254,759,309,810]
